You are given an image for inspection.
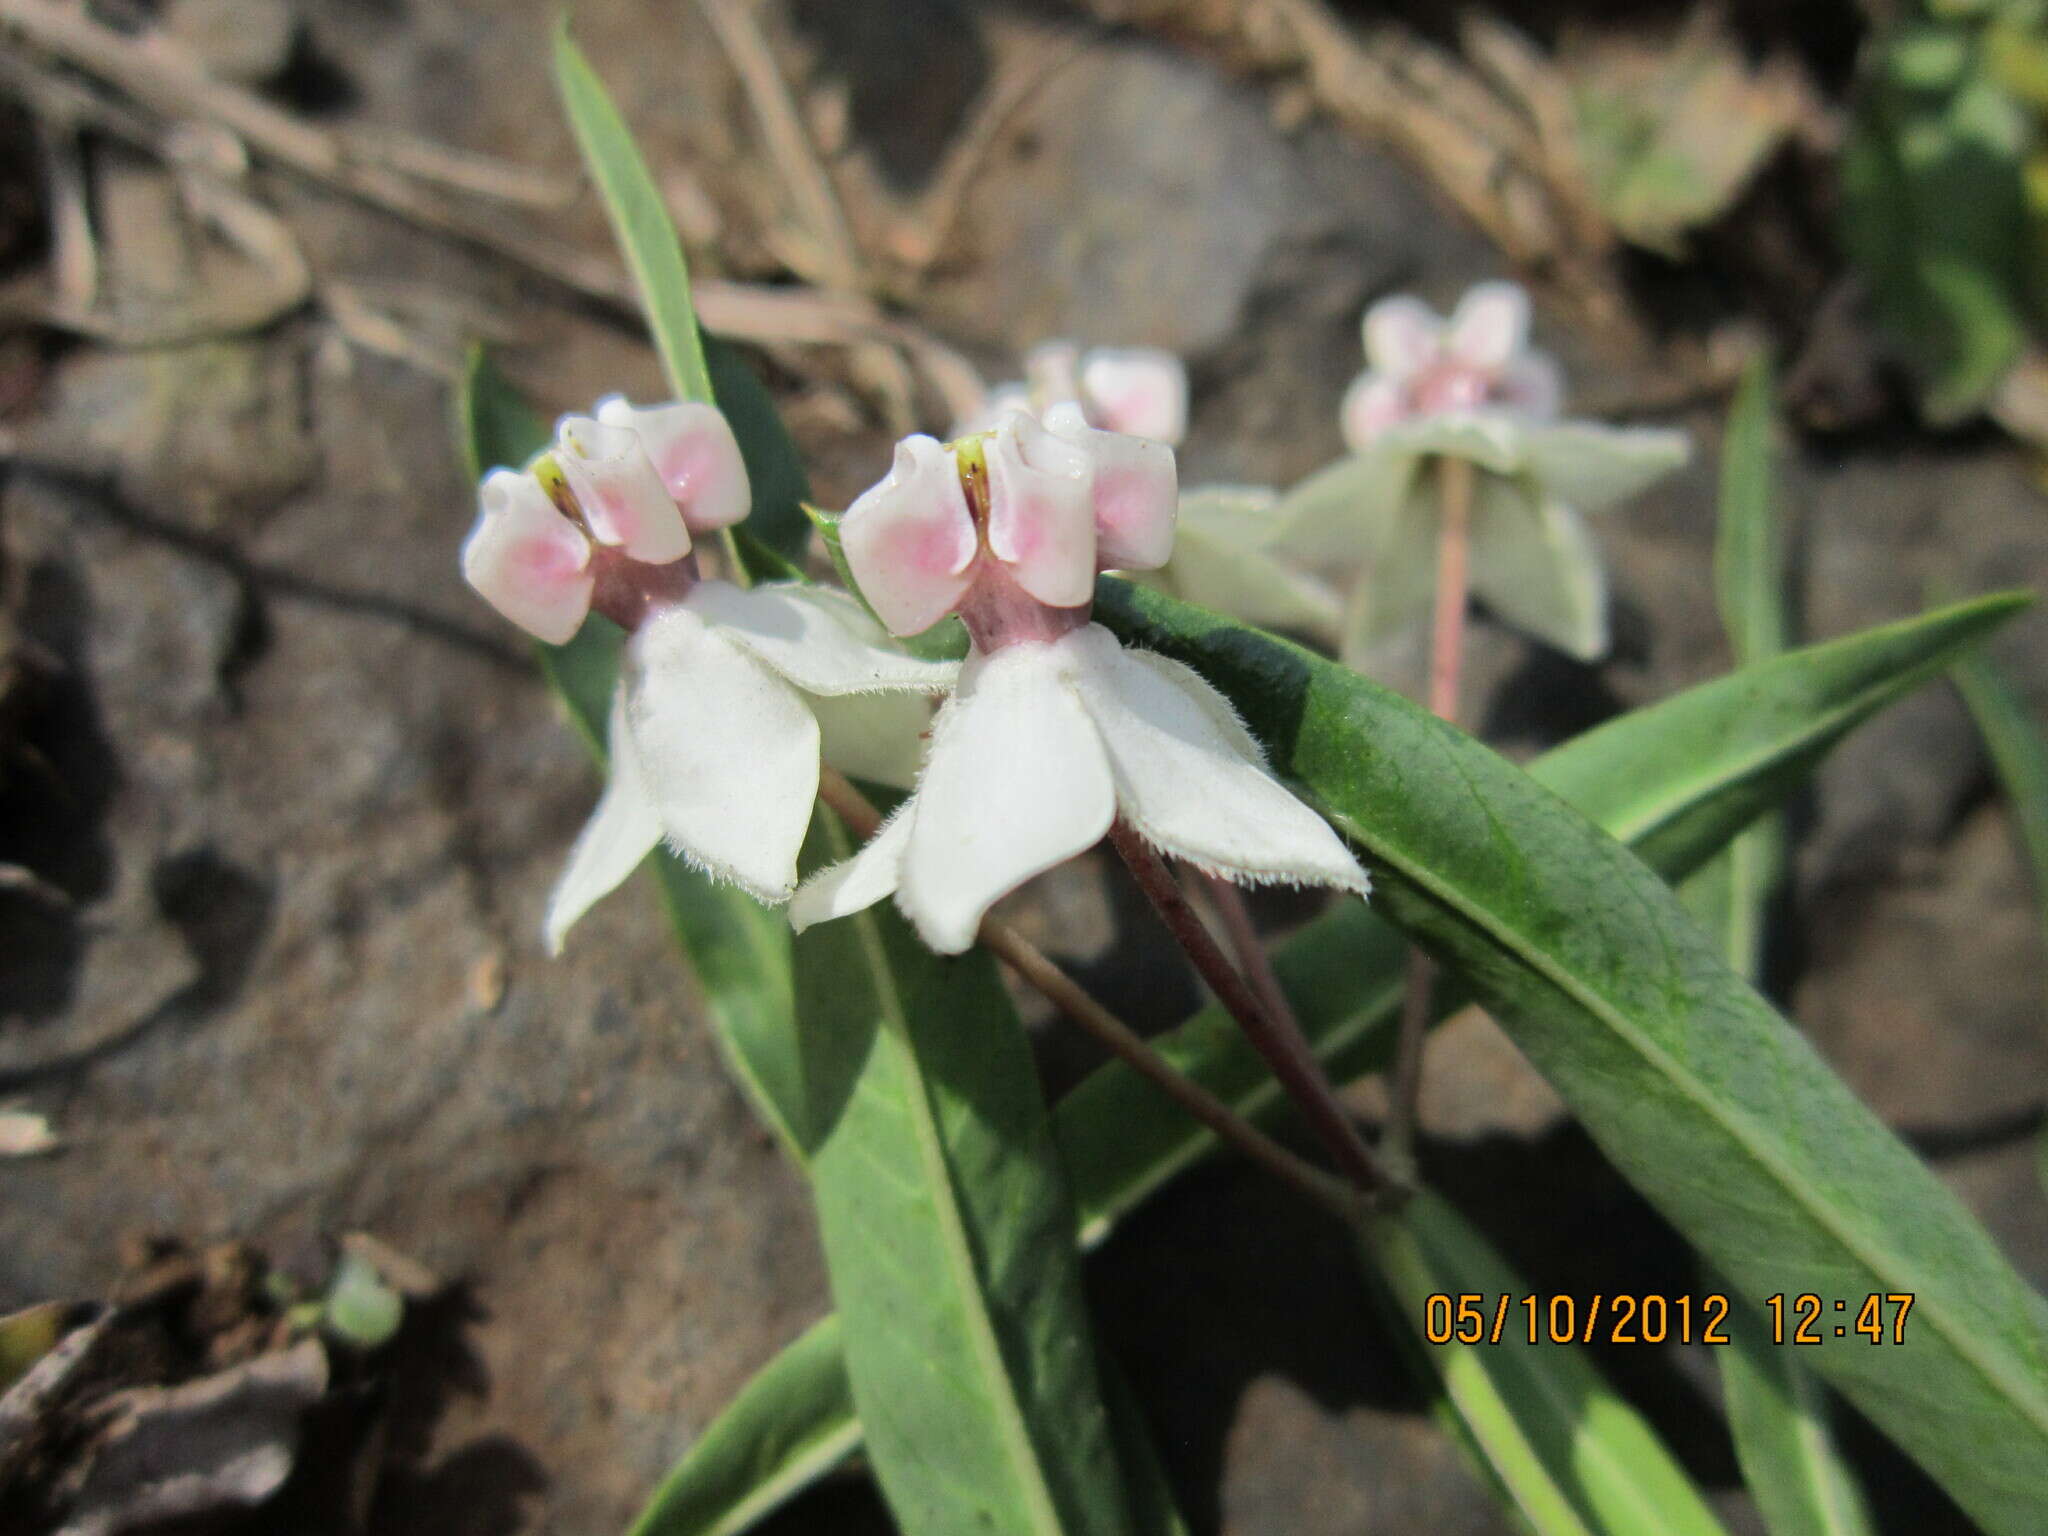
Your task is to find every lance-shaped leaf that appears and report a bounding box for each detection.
[1687,356,1873,1536]
[1361,1192,1726,1536]
[1718,1296,1876,1536]
[554,25,714,406]
[626,1317,860,1536]
[790,811,1132,1536]
[1093,578,2048,1536]
[624,591,2024,1534]
[1951,646,2048,964]
[1949,632,2048,1202]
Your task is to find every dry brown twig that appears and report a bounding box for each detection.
[0,0,986,419]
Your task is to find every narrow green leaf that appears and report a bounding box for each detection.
[553,25,714,405]
[1719,1297,1877,1536]
[1951,646,2048,953]
[636,594,2023,1533]
[625,1316,860,1536]
[1696,365,1871,1536]
[460,343,549,480]
[1950,642,2048,1199]
[1714,352,1788,670]
[1360,1192,1725,1536]
[1070,591,2030,1235]
[705,338,812,569]
[792,812,1132,1536]
[1094,578,2048,1536]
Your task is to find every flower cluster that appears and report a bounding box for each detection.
[1278,282,1689,663]
[463,396,955,948]
[461,283,1679,963]
[792,407,1368,954]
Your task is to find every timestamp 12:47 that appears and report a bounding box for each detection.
[1767,1292,1915,1344]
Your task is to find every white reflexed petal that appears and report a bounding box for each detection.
[1377,413,1527,475]
[596,396,752,532]
[1340,371,1408,451]
[461,468,593,644]
[812,689,932,791]
[840,434,979,636]
[1446,280,1532,373]
[556,415,691,563]
[1271,449,1419,572]
[1497,352,1565,420]
[788,803,913,933]
[1042,401,1178,572]
[1065,627,1369,894]
[625,608,820,903]
[1517,422,1689,513]
[1363,294,1444,379]
[683,580,958,696]
[898,639,1116,953]
[543,688,662,953]
[1340,482,1440,666]
[1469,480,1609,660]
[985,411,1098,607]
[1081,347,1189,445]
[1144,487,1343,643]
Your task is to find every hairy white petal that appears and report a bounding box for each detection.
[1517,423,1689,513]
[1081,347,1189,445]
[683,581,959,696]
[543,689,663,953]
[1469,481,1610,661]
[898,639,1116,953]
[596,395,752,532]
[556,415,691,563]
[812,689,934,791]
[625,609,819,903]
[788,803,913,932]
[840,434,979,636]
[986,411,1098,607]
[462,468,592,644]
[1362,294,1444,380]
[1066,627,1369,894]
[1446,280,1532,372]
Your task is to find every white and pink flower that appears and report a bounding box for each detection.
[1338,282,1563,448]
[793,408,1368,955]
[462,396,955,947]
[1279,282,1689,663]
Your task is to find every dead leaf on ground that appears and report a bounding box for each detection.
[56,1338,328,1536]
[1561,11,1818,255]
